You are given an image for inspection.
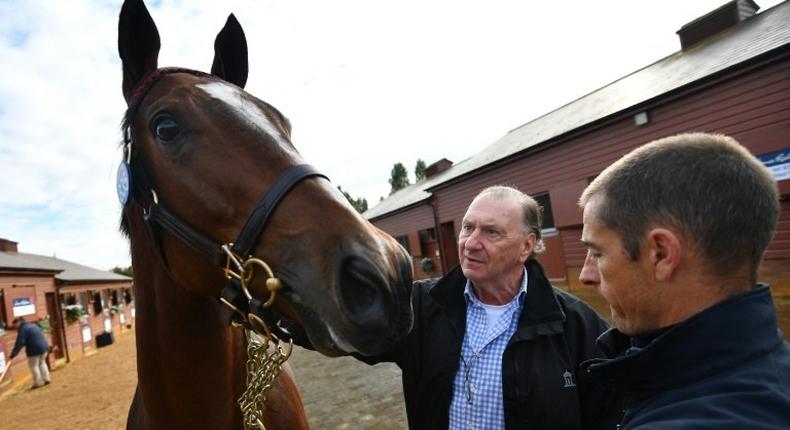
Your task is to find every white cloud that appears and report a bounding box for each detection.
[0,0,782,269]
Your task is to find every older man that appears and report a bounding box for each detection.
[579,133,790,429]
[366,186,622,430]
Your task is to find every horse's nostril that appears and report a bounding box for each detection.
[338,257,389,330]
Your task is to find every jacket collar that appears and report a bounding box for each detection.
[586,284,783,398]
[429,259,566,333]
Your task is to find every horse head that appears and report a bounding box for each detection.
[117,0,413,357]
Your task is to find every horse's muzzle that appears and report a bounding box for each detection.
[335,255,413,355]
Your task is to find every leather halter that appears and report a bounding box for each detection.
[122,68,327,337]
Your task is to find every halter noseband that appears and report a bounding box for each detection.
[121,68,327,339]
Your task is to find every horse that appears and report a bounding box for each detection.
[116,0,414,428]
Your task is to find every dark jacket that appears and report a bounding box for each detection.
[584,284,790,429]
[367,259,624,430]
[10,320,50,358]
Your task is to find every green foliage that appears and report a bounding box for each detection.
[389,162,410,194]
[414,159,427,182]
[64,304,87,324]
[337,186,369,213]
[35,319,52,334]
[111,265,133,277]
[420,257,436,275]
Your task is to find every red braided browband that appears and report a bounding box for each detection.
[126,67,212,115]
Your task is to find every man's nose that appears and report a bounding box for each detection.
[463,230,483,249]
[579,254,599,286]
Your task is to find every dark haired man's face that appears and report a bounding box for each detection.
[579,197,659,335]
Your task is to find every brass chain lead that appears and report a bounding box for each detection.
[239,332,293,430]
[220,245,293,430]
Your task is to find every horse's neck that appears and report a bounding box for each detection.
[125,214,310,429]
[129,229,247,427]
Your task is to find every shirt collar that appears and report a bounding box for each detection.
[464,266,528,306]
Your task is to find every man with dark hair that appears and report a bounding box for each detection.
[361,185,622,429]
[10,316,51,389]
[578,132,790,428]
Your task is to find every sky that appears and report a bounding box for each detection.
[0,0,784,271]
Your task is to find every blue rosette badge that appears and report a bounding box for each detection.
[117,161,132,205]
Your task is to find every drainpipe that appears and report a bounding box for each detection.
[429,197,447,275]
[54,284,70,363]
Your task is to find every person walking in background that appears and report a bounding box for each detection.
[10,316,51,389]
[578,132,790,429]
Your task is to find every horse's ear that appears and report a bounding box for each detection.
[118,0,160,102]
[211,14,249,89]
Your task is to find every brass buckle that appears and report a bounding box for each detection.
[219,245,285,339]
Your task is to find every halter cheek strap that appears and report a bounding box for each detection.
[140,163,327,266]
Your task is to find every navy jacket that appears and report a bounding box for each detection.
[367,259,624,430]
[10,320,50,358]
[584,285,790,429]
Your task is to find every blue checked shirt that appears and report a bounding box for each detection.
[448,268,528,430]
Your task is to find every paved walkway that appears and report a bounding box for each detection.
[0,330,407,429]
[290,347,407,429]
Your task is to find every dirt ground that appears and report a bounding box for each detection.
[0,330,406,429]
[0,331,138,429]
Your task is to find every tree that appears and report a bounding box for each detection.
[414,159,427,182]
[337,186,369,213]
[389,162,410,194]
[111,265,133,277]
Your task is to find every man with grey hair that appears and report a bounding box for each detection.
[358,185,623,429]
[579,132,790,429]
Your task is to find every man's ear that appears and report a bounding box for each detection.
[645,228,682,281]
[520,232,537,262]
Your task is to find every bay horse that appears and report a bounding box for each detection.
[117,0,414,428]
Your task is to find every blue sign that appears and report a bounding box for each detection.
[12,297,31,306]
[757,148,790,182]
[758,148,790,182]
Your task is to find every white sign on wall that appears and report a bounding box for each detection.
[119,313,126,324]
[81,324,92,343]
[104,318,112,332]
[11,297,35,317]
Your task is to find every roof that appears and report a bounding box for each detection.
[0,251,132,283]
[365,1,790,220]
[364,156,472,219]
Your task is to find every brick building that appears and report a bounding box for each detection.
[0,238,133,394]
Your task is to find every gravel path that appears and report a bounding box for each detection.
[0,330,407,429]
[0,331,137,429]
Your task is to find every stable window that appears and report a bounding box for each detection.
[62,293,77,306]
[0,290,7,330]
[78,292,89,315]
[419,227,438,259]
[533,193,555,230]
[419,227,437,243]
[93,292,103,315]
[111,290,119,307]
[395,235,410,254]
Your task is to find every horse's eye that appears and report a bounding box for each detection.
[153,116,180,142]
